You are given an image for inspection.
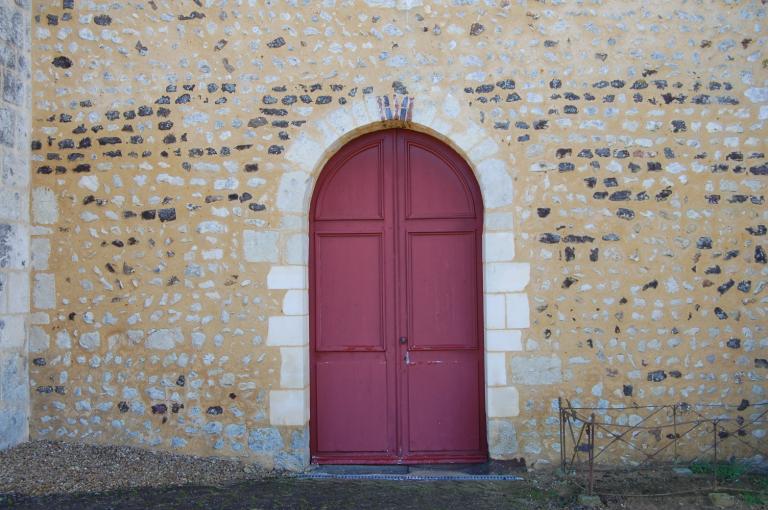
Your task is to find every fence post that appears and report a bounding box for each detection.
[712,419,718,490]
[672,404,678,464]
[588,412,595,496]
[559,397,566,474]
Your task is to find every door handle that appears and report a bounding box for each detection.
[399,336,408,345]
[404,351,411,365]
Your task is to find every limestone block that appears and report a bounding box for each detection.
[486,329,522,352]
[0,223,28,270]
[267,266,306,290]
[30,238,50,270]
[485,213,514,231]
[280,347,307,388]
[267,316,308,346]
[505,293,530,329]
[32,273,55,310]
[32,187,57,225]
[28,326,49,353]
[0,315,24,350]
[276,171,310,213]
[0,355,27,403]
[485,263,530,293]
[287,132,323,172]
[468,137,499,163]
[476,159,513,208]
[508,356,562,385]
[0,187,22,222]
[487,386,519,418]
[285,234,308,265]
[6,271,28,314]
[243,230,279,263]
[282,290,308,316]
[452,121,486,154]
[485,352,507,386]
[484,293,505,330]
[0,273,5,313]
[269,389,308,426]
[0,407,27,450]
[484,232,515,262]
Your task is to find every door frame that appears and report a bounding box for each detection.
[308,128,487,465]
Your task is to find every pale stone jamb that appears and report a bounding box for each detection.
[261,92,531,463]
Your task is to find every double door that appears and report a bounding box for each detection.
[309,129,486,464]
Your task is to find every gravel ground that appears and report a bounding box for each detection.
[0,441,765,509]
[0,440,266,497]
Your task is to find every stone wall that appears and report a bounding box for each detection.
[0,0,30,450]
[28,0,766,468]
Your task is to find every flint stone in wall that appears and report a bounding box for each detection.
[274,451,308,471]
[248,427,284,453]
[508,356,562,385]
[145,328,184,350]
[744,88,768,103]
[55,330,71,349]
[488,419,518,458]
[78,331,100,351]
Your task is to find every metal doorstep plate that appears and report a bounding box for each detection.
[294,473,525,481]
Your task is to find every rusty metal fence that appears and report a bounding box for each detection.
[558,398,768,496]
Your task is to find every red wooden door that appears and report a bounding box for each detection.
[310,129,486,464]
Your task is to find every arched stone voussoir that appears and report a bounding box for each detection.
[281,95,515,218]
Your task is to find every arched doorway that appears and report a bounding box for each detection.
[309,129,486,464]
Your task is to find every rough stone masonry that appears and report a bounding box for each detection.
[4,0,765,469]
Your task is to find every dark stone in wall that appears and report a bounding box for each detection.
[539,233,560,244]
[756,245,767,264]
[158,208,176,222]
[52,56,72,68]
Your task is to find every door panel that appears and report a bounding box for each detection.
[404,143,475,219]
[315,357,390,454]
[406,354,482,453]
[316,234,385,352]
[310,129,486,464]
[315,142,384,220]
[408,231,478,349]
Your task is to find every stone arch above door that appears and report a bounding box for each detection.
[248,94,531,466]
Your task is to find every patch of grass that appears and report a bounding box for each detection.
[689,461,747,482]
[525,487,555,501]
[741,491,766,506]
